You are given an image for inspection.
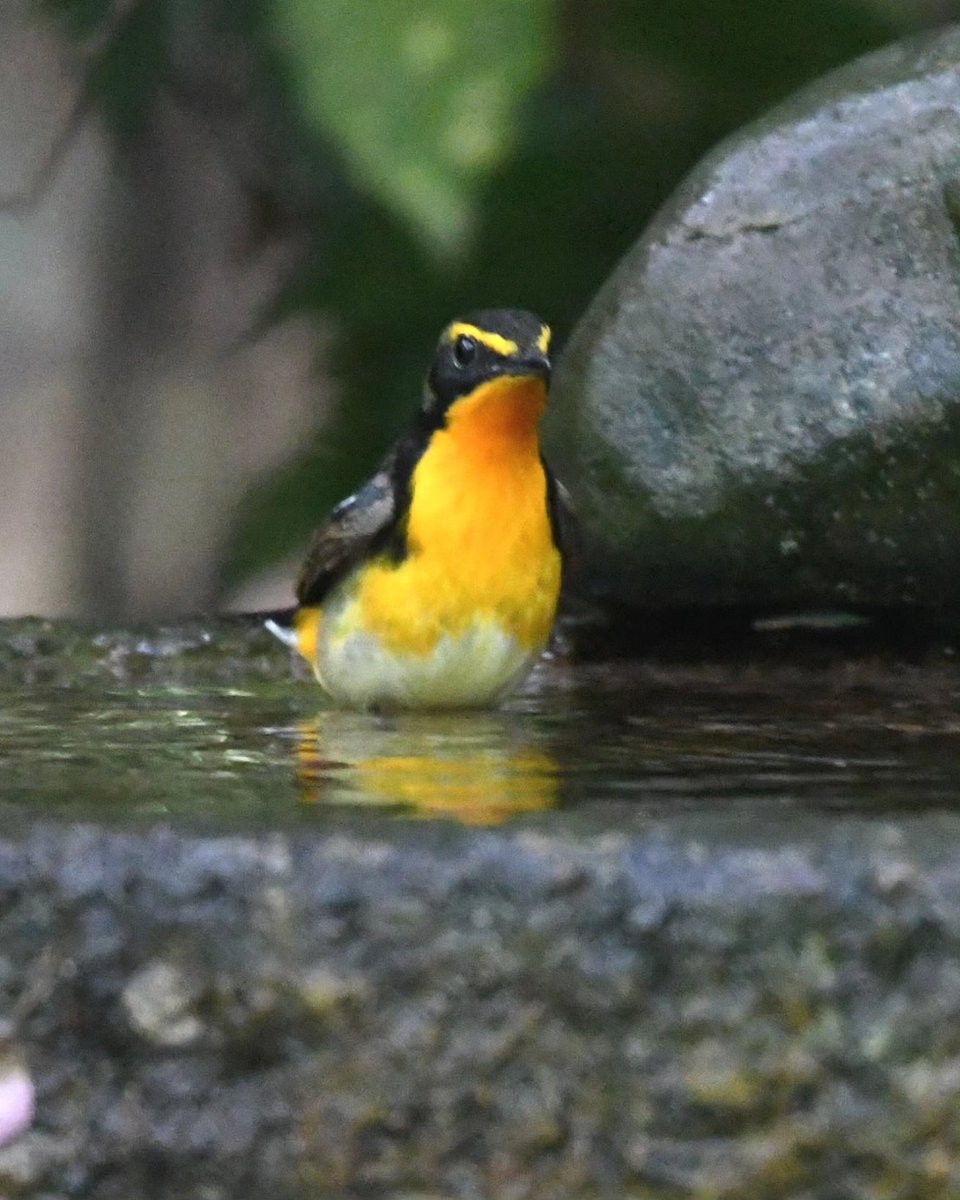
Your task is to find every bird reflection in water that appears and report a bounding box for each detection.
[292,711,559,825]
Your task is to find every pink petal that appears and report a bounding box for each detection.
[0,1069,34,1147]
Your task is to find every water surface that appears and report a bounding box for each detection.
[2,618,960,832]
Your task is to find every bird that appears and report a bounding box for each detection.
[266,308,572,710]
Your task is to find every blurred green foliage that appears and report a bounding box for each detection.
[39,0,960,591]
[274,0,553,256]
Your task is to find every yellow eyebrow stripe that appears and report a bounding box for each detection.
[448,322,519,357]
[536,324,551,355]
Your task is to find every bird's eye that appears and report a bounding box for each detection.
[452,334,477,368]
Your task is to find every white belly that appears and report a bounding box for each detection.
[315,615,543,710]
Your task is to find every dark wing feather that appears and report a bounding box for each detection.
[542,458,581,587]
[295,432,426,606]
[295,464,397,606]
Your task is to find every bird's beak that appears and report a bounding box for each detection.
[508,351,552,381]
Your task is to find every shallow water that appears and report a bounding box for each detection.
[3,618,960,831]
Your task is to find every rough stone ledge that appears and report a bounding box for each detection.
[2,816,960,1199]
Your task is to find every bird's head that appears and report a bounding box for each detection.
[422,309,552,428]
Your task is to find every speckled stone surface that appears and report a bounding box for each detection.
[3,817,960,1198]
[548,24,960,612]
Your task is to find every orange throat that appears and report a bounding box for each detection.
[443,373,548,451]
[405,374,551,566]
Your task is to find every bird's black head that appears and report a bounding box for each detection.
[422,308,552,423]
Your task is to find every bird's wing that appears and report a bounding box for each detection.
[295,457,400,606]
[543,460,581,586]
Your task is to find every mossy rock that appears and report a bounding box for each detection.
[548,25,960,612]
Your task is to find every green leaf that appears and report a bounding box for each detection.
[268,0,554,257]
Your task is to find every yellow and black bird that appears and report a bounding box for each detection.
[267,309,571,709]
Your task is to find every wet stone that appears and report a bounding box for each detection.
[122,960,205,1047]
[296,965,369,1018]
[549,23,960,613]
[2,820,960,1196]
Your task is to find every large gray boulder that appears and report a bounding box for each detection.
[548,26,960,611]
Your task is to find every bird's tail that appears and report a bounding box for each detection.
[264,605,321,664]
[264,616,299,649]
